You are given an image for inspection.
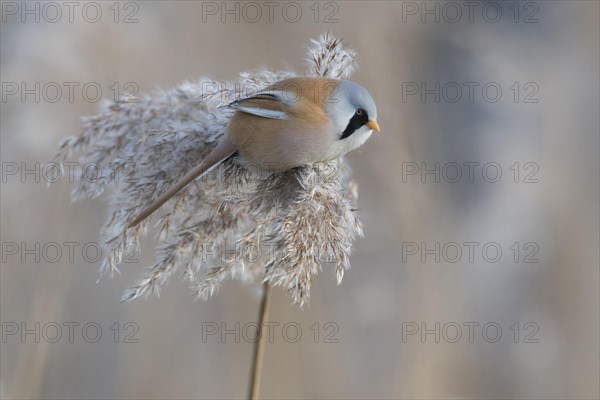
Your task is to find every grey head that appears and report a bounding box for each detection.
[326,80,379,140]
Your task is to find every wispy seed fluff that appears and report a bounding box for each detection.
[55,34,363,307]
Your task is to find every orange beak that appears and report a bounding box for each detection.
[367,120,380,132]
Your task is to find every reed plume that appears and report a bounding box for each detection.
[55,33,363,307]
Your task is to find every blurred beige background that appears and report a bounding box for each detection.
[1,1,598,399]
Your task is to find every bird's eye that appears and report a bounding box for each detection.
[356,108,364,116]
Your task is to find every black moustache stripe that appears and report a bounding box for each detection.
[340,112,369,140]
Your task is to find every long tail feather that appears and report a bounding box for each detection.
[128,139,237,228]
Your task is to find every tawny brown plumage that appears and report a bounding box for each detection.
[128,77,378,228]
[229,78,336,168]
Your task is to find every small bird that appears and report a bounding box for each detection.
[128,77,379,227]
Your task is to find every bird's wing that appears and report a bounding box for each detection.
[227,90,293,120]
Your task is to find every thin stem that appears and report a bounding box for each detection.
[247,282,272,400]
